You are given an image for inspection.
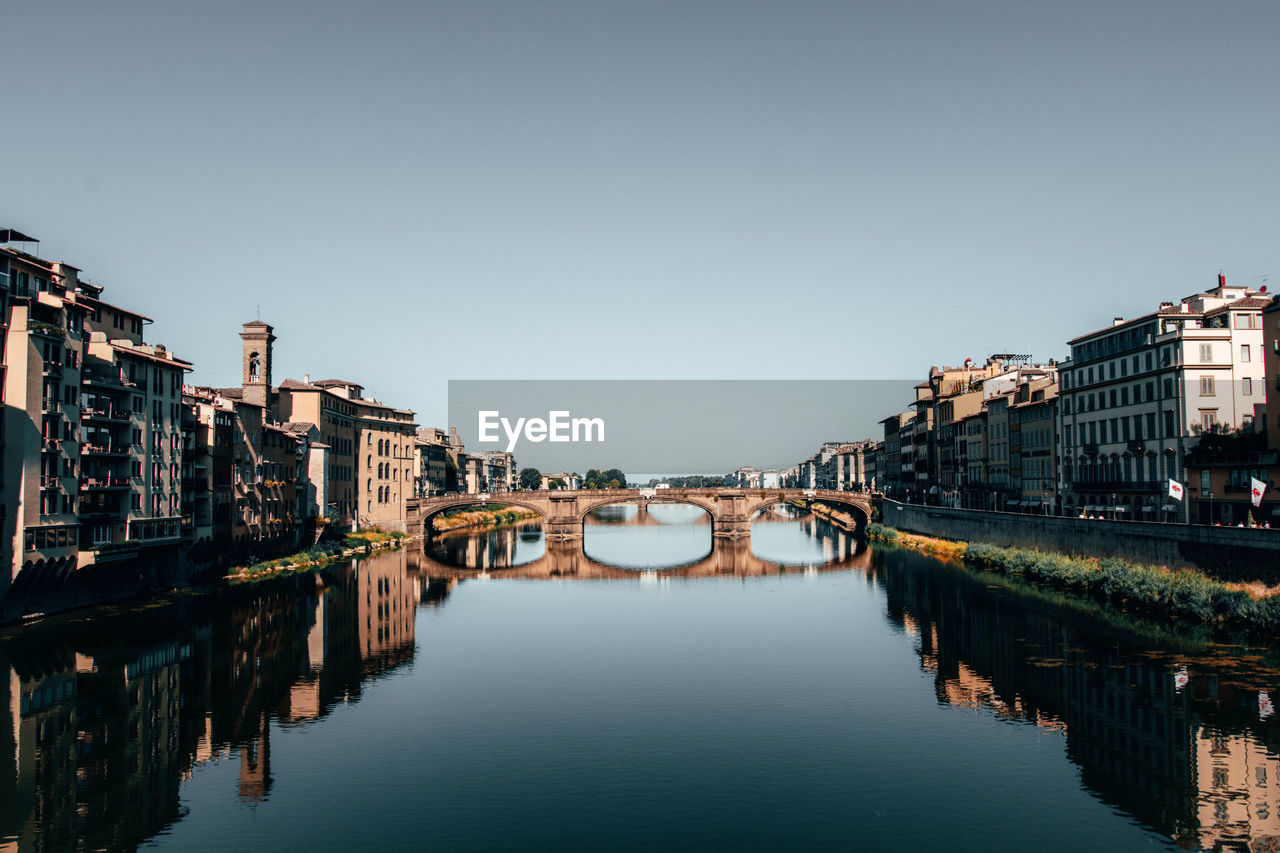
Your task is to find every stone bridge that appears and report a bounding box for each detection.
[406,487,873,541]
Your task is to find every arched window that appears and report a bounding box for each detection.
[248,352,260,380]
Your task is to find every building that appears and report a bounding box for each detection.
[1009,379,1059,513]
[474,450,515,492]
[1057,277,1268,520]
[256,324,417,531]
[413,428,449,497]
[1,236,192,595]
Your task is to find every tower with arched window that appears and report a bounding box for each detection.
[240,320,276,407]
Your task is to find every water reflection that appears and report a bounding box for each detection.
[426,504,866,576]
[0,549,417,852]
[425,520,545,572]
[873,546,1280,851]
[5,518,1280,851]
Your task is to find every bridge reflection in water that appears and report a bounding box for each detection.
[416,503,870,579]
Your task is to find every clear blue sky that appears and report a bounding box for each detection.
[4,0,1277,429]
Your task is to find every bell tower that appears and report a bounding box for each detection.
[240,320,275,407]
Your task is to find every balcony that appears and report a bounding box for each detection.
[81,476,130,490]
[41,437,63,453]
[82,406,130,423]
[81,442,130,457]
[40,475,59,489]
[81,372,135,391]
[27,320,65,339]
[41,361,63,377]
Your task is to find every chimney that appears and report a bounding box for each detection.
[1219,273,1226,289]
[1113,317,1124,326]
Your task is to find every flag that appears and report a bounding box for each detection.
[1168,479,1185,501]
[1252,477,1267,508]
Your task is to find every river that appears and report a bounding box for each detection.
[2,502,1279,851]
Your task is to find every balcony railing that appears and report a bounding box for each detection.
[81,442,130,457]
[81,372,135,390]
[27,321,65,338]
[82,406,129,423]
[82,476,130,490]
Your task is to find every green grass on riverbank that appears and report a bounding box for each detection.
[229,529,409,583]
[866,522,1280,634]
[433,504,540,533]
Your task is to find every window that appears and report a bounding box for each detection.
[1200,410,1217,430]
[1241,344,1251,363]
[1200,376,1215,396]
[1199,343,1213,362]
[1243,377,1253,396]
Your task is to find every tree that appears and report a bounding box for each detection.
[550,478,566,490]
[518,467,543,491]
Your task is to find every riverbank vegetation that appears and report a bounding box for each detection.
[432,504,540,533]
[228,529,409,583]
[867,522,1280,633]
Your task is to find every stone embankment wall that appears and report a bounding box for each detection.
[882,499,1280,583]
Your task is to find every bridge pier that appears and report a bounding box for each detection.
[711,519,752,539]
[545,519,584,541]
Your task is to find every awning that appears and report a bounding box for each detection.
[0,228,38,243]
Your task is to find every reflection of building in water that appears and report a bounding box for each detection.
[877,548,1280,850]
[0,639,193,853]
[1192,719,1280,849]
[0,553,419,850]
[358,550,417,674]
[239,711,271,802]
[429,522,539,573]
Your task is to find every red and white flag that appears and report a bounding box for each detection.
[1252,477,1267,508]
[1168,479,1185,501]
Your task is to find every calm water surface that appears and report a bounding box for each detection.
[3,502,1280,851]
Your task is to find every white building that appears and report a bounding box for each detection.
[1057,277,1267,520]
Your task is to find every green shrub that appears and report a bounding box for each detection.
[866,522,898,541]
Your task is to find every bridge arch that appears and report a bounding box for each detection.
[415,496,548,538]
[576,494,718,522]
